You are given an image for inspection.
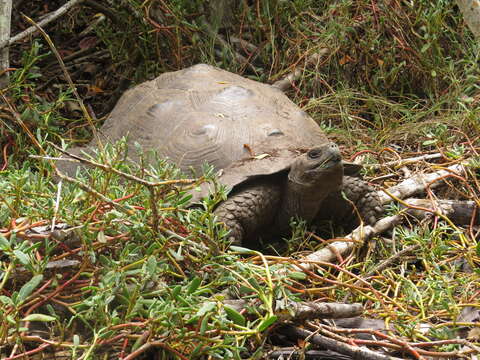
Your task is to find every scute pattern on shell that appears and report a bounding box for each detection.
[97,64,328,181]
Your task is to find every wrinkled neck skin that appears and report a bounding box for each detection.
[274,173,342,233]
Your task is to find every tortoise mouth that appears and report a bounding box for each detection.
[308,153,342,171]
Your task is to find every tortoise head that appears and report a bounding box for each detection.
[288,142,343,191]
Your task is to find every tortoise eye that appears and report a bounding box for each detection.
[308,149,322,159]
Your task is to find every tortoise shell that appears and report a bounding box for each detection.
[63,64,334,200]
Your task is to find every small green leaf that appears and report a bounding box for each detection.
[171,285,190,306]
[288,272,307,280]
[200,314,210,335]
[22,313,56,322]
[257,315,277,332]
[6,314,16,325]
[17,274,43,304]
[224,305,246,326]
[248,277,261,291]
[0,236,11,251]
[0,295,13,306]
[171,285,181,298]
[187,276,201,294]
[145,256,157,276]
[190,344,204,358]
[422,139,437,146]
[177,194,193,206]
[196,301,216,317]
[421,42,431,53]
[230,246,256,254]
[239,285,255,294]
[13,250,30,265]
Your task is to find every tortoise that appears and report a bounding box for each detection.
[59,64,382,245]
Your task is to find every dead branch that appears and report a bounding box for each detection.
[298,214,403,267]
[272,49,329,91]
[229,36,258,53]
[225,299,363,322]
[378,163,466,204]
[24,15,101,149]
[279,325,405,360]
[349,244,421,290]
[268,348,353,360]
[405,198,479,225]
[279,302,364,322]
[0,0,85,50]
[370,153,443,169]
[215,35,261,73]
[0,0,12,88]
[54,174,133,215]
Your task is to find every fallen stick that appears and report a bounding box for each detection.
[279,325,405,360]
[229,36,258,53]
[0,0,85,50]
[378,163,466,204]
[405,198,479,225]
[0,0,12,88]
[299,214,402,267]
[224,299,363,322]
[268,348,355,360]
[272,48,329,91]
[369,153,443,168]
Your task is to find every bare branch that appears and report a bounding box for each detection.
[280,325,405,360]
[272,49,329,91]
[405,198,479,225]
[299,214,403,267]
[369,153,443,169]
[0,0,85,50]
[378,163,466,204]
[0,0,12,87]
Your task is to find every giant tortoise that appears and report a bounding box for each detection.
[59,64,382,245]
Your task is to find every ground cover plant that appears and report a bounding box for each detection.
[0,0,479,359]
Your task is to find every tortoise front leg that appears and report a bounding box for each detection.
[315,175,383,230]
[214,182,281,246]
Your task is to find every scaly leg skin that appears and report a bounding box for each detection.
[214,182,281,246]
[316,175,383,230]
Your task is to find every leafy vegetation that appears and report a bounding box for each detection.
[0,0,479,358]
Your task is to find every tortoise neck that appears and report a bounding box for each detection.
[274,180,330,232]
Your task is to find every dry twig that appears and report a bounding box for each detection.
[370,153,443,169]
[272,49,329,91]
[0,0,12,88]
[0,0,85,50]
[23,15,101,149]
[378,163,466,204]
[405,198,479,225]
[279,325,405,360]
[298,214,403,268]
